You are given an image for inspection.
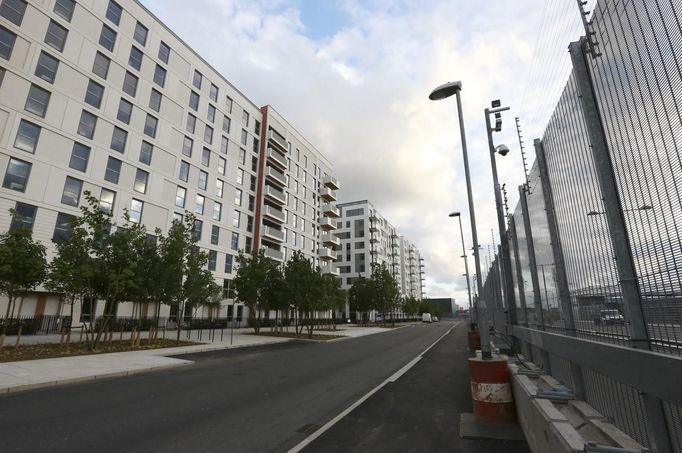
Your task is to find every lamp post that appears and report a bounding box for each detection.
[429,81,491,359]
[449,211,473,329]
[484,102,518,329]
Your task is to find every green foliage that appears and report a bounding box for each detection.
[285,251,323,338]
[0,216,47,334]
[233,249,279,334]
[370,263,401,325]
[348,275,373,323]
[402,296,421,317]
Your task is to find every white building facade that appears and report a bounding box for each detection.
[0,0,338,323]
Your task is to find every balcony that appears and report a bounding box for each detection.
[265,166,286,187]
[369,225,378,233]
[370,249,378,255]
[263,205,285,223]
[264,185,286,205]
[322,175,340,190]
[318,248,335,261]
[321,265,340,277]
[322,232,340,247]
[319,187,337,202]
[262,225,284,243]
[263,246,284,262]
[370,236,379,243]
[268,128,287,151]
[369,214,378,222]
[322,203,340,218]
[266,147,287,169]
[318,216,336,231]
[391,250,399,256]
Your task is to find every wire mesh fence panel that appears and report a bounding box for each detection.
[663,401,682,453]
[582,368,651,450]
[545,352,575,392]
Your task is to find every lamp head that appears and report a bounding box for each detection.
[449,211,461,217]
[429,81,462,101]
[495,144,510,157]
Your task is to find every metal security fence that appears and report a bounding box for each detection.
[477,0,682,451]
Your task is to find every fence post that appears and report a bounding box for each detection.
[569,38,673,453]
[534,138,585,400]
[509,215,528,327]
[518,184,552,374]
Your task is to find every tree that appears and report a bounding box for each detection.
[320,274,346,330]
[233,249,275,334]
[261,262,288,334]
[157,218,191,336]
[371,263,401,326]
[0,216,47,346]
[348,275,373,325]
[183,244,222,338]
[402,296,421,320]
[285,251,322,338]
[128,234,164,344]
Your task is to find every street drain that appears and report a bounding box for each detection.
[297,423,321,435]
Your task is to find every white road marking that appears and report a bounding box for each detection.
[287,322,460,453]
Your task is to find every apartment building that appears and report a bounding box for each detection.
[334,200,424,303]
[0,0,339,322]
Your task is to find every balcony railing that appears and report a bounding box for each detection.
[266,147,287,169]
[264,185,286,205]
[318,248,335,261]
[322,203,340,218]
[322,175,340,190]
[263,246,284,261]
[322,232,340,247]
[265,166,286,187]
[319,187,337,202]
[268,128,287,150]
[263,205,285,223]
[318,216,336,230]
[321,265,340,276]
[262,225,284,242]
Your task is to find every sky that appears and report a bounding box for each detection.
[141,0,593,304]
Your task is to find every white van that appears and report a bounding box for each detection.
[422,313,432,323]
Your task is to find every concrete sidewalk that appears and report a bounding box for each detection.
[0,325,400,394]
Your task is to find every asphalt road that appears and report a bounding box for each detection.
[0,322,465,453]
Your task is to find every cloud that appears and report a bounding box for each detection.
[141,0,585,302]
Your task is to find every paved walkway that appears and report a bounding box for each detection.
[0,325,399,394]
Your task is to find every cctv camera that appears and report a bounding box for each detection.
[496,144,510,157]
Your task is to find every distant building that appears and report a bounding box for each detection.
[426,298,456,317]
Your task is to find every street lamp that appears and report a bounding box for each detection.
[484,101,518,329]
[429,81,491,359]
[449,211,473,328]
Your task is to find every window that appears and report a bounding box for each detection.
[208,250,217,271]
[207,104,216,123]
[106,1,122,25]
[53,212,76,242]
[85,80,104,108]
[251,156,258,172]
[186,113,196,133]
[25,84,51,117]
[239,148,246,165]
[99,188,115,214]
[249,175,256,192]
[220,136,228,154]
[209,84,218,102]
[204,125,213,144]
[35,51,59,83]
[117,98,132,123]
[236,168,243,185]
[92,51,110,79]
[240,129,247,146]
[11,202,37,231]
[0,26,16,60]
[182,136,193,157]
[225,96,233,113]
[246,215,254,233]
[175,186,186,208]
[122,71,138,97]
[231,232,239,251]
[99,24,116,52]
[110,127,127,152]
[211,225,220,245]
[193,219,203,241]
[14,119,40,153]
[77,110,97,138]
[0,0,27,26]
[202,147,210,166]
[153,64,166,87]
[254,120,261,136]
[173,212,183,224]
[134,168,148,193]
[216,179,224,198]
[104,156,122,183]
[242,110,249,128]
[54,0,75,22]
[69,142,90,171]
[224,254,233,273]
[149,89,162,112]
[61,176,82,206]
[179,160,189,182]
[198,169,208,190]
[144,114,158,138]
[235,188,242,206]
[195,194,204,214]
[189,91,199,111]
[232,210,240,228]
[253,137,259,154]
[213,202,222,221]
[218,157,226,175]
[130,199,143,223]
[133,22,148,46]
[3,158,31,191]
[158,41,170,63]
[222,116,231,134]
[193,69,202,89]
[248,195,255,211]
[139,141,153,165]
[128,46,143,70]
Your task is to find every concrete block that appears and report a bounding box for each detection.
[590,419,643,450]
[569,400,604,420]
[533,398,569,423]
[549,421,585,453]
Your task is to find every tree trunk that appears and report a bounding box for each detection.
[176,302,184,344]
